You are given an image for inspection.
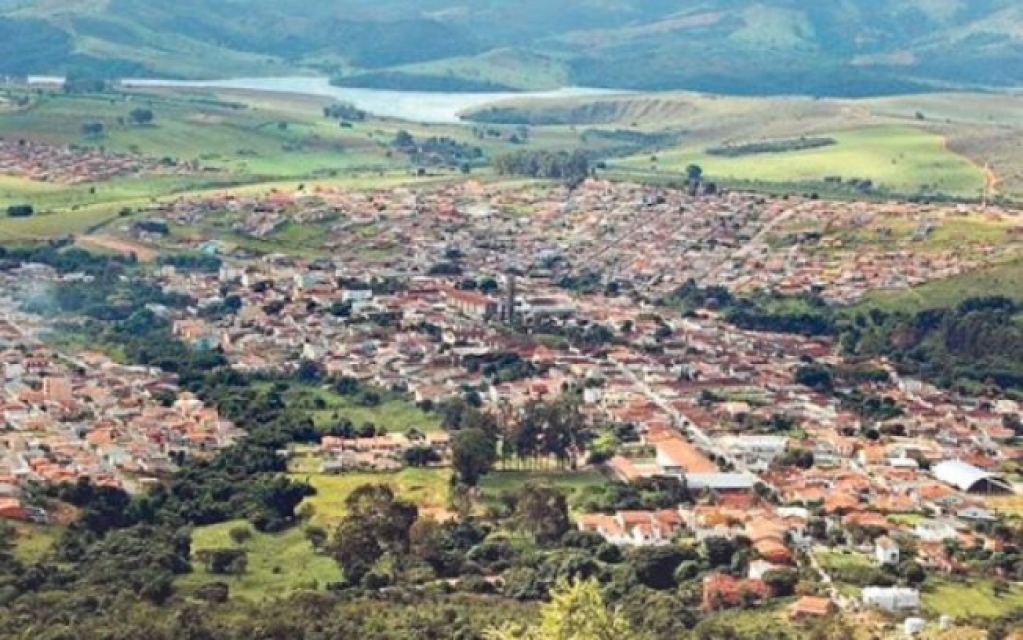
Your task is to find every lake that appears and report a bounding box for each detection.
[117,77,622,124]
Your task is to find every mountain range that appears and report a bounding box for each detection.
[3,0,1023,96]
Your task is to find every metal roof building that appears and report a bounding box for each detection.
[932,460,1012,494]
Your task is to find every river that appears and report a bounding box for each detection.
[114,76,622,124]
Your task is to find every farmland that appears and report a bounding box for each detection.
[613,126,986,198]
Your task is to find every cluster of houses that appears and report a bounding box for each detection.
[0,269,241,519]
[0,138,201,184]
[118,179,1022,307]
[2,175,1021,635]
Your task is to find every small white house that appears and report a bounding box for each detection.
[875,536,900,565]
[863,587,920,612]
[904,617,925,636]
[915,518,958,543]
[341,289,374,303]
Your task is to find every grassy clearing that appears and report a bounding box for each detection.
[696,602,795,636]
[177,519,339,602]
[857,257,1023,313]
[10,523,60,562]
[921,577,1023,618]
[816,549,875,572]
[305,388,443,435]
[613,126,986,197]
[479,469,608,500]
[287,468,452,529]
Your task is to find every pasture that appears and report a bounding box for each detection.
[178,519,339,601]
[613,126,986,197]
[287,468,453,529]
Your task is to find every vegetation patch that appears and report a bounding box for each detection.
[706,136,835,157]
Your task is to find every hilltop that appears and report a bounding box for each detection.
[2,0,1023,96]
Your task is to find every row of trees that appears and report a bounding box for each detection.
[493,150,591,187]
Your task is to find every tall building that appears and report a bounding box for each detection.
[505,274,517,325]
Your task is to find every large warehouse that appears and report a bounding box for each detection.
[932,460,1013,494]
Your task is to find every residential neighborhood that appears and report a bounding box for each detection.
[2,177,1022,636]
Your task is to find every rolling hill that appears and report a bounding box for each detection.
[2,0,1023,96]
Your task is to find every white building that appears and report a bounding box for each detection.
[875,536,900,565]
[341,289,374,303]
[915,518,959,543]
[718,435,788,471]
[862,587,920,612]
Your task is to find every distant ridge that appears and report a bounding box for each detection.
[2,1,1023,96]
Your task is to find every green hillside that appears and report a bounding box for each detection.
[2,1,1023,96]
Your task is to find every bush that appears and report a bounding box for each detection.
[6,204,33,218]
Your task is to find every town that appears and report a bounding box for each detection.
[2,177,1022,638]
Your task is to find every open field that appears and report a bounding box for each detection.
[479,469,608,509]
[177,519,339,601]
[921,577,1023,619]
[287,468,453,529]
[613,126,986,197]
[858,257,1023,313]
[76,234,159,260]
[10,522,60,563]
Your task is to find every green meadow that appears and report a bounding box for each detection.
[613,126,986,197]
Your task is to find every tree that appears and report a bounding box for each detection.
[404,445,441,467]
[327,484,418,584]
[451,428,497,486]
[198,548,248,575]
[229,526,253,546]
[486,578,649,640]
[6,204,33,218]
[704,536,738,568]
[304,525,328,551]
[81,122,104,137]
[514,484,571,544]
[630,546,691,590]
[129,108,155,126]
[763,568,798,596]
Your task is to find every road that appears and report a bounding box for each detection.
[614,360,777,493]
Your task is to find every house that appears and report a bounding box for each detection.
[0,497,28,521]
[576,510,684,547]
[875,536,900,565]
[788,596,836,621]
[956,505,997,523]
[914,518,959,543]
[862,587,920,612]
[718,435,787,470]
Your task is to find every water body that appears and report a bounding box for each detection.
[117,77,622,124]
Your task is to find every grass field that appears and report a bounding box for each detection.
[858,257,1023,313]
[921,577,1023,618]
[177,519,339,601]
[10,522,60,562]
[613,126,986,197]
[288,468,453,528]
[297,386,442,435]
[479,469,608,503]
[815,549,875,572]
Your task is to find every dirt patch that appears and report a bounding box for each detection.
[188,113,226,125]
[77,234,159,261]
